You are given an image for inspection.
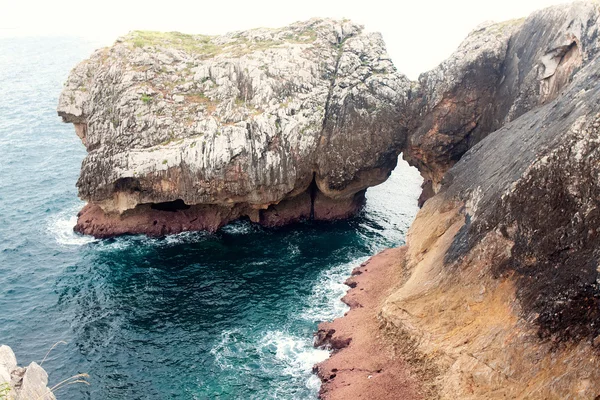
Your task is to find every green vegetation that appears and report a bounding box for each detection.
[0,382,11,400]
[162,160,168,164]
[235,96,246,107]
[282,28,318,44]
[160,137,184,146]
[130,31,216,53]
[185,92,211,104]
[125,26,318,59]
[141,94,153,104]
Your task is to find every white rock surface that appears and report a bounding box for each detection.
[58,19,411,214]
[0,346,55,400]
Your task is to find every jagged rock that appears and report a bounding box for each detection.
[0,346,55,400]
[58,19,411,237]
[404,1,600,200]
[318,2,600,399]
[388,3,600,398]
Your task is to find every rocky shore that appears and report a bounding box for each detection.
[0,346,55,400]
[315,2,600,399]
[58,1,600,398]
[314,248,425,400]
[57,12,539,237]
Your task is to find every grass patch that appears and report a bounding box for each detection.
[186,92,211,104]
[141,94,153,104]
[129,31,217,55]
[0,382,11,400]
[125,26,319,59]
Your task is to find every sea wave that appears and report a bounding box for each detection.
[299,256,369,324]
[220,220,257,235]
[47,207,97,246]
[210,328,329,398]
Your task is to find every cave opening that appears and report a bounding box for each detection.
[309,172,318,220]
[150,199,191,212]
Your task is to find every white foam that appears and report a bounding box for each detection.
[162,230,212,245]
[211,329,329,373]
[47,206,97,246]
[261,330,330,375]
[210,329,243,370]
[299,256,369,323]
[220,220,255,235]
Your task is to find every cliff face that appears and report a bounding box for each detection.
[58,19,411,237]
[405,2,599,202]
[59,5,600,237]
[317,3,600,399]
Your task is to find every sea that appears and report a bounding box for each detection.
[0,36,422,399]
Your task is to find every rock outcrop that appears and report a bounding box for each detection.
[58,19,411,237]
[317,2,600,399]
[0,345,55,400]
[404,1,599,203]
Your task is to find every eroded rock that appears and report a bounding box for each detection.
[404,1,600,201]
[58,19,411,236]
[0,346,55,400]
[317,2,600,399]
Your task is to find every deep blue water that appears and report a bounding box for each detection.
[0,36,422,399]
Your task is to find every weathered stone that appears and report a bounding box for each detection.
[0,346,55,400]
[404,1,600,201]
[17,362,53,400]
[0,345,17,397]
[58,19,411,236]
[317,2,600,399]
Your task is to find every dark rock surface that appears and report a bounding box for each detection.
[404,2,599,200]
[319,2,600,399]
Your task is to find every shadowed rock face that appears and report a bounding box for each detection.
[315,3,600,399]
[405,2,599,201]
[400,3,600,398]
[58,19,410,236]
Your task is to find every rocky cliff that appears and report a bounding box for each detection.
[316,2,600,399]
[58,19,411,237]
[0,346,55,400]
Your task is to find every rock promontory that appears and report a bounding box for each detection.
[58,19,411,237]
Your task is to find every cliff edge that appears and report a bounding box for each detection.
[0,345,55,400]
[316,2,600,399]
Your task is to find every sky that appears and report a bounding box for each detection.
[1,0,572,78]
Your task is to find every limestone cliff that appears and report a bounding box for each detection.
[59,8,598,237]
[0,345,55,400]
[58,19,410,237]
[317,2,600,399]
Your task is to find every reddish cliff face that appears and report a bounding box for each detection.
[316,3,600,399]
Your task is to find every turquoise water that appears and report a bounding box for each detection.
[0,36,422,399]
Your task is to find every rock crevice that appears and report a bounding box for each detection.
[0,345,56,400]
[59,18,410,236]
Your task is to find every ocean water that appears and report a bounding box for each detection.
[0,36,422,399]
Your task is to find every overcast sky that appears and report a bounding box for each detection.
[1,0,570,78]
